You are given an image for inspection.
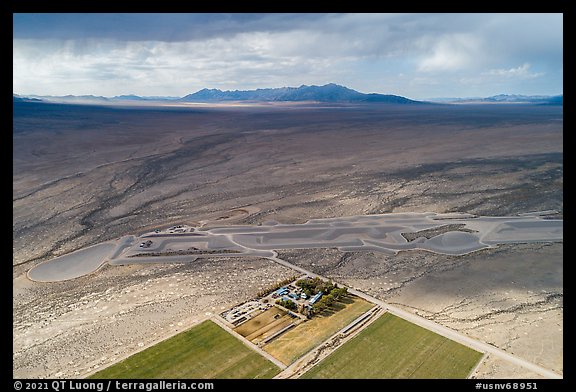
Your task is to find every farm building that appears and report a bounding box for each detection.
[309,291,324,305]
[275,287,289,296]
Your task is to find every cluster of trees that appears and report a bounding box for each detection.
[295,277,349,316]
[256,275,299,298]
[267,277,351,317]
[310,286,348,315]
[330,287,348,300]
[296,277,336,297]
[275,298,297,310]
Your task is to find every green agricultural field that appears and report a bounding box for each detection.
[264,296,373,365]
[90,320,280,379]
[301,312,483,379]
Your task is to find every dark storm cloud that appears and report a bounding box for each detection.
[13,13,335,41]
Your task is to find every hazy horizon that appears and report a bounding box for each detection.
[13,82,563,101]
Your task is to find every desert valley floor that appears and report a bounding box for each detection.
[13,102,562,378]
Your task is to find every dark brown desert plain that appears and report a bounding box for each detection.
[13,101,562,378]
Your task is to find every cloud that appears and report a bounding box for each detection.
[485,63,544,79]
[13,34,343,96]
[13,13,563,98]
[417,33,482,72]
[12,13,336,42]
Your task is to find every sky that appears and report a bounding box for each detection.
[13,13,563,99]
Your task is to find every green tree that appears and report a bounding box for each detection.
[324,294,335,307]
[275,299,296,310]
[323,282,335,294]
[312,302,325,315]
[296,278,319,294]
[312,294,329,313]
[331,287,348,300]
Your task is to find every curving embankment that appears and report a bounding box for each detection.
[27,242,116,282]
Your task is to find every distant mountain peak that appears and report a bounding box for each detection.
[13,94,43,103]
[180,83,423,104]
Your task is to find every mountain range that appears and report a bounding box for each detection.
[429,94,563,105]
[14,84,423,105]
[14,85,562,106]
[180,83,421,104]
[13,94,43,103]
